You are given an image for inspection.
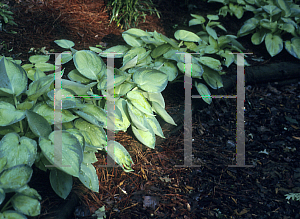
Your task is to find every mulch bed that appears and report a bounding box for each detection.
[1,0,300,218]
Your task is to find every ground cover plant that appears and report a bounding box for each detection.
[1,0,300,218]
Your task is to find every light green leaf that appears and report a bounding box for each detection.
[79,163,99,192]
[122,34,144,47]
[127,102,149,131]
[0,165,32,190]
[33,103,78,124]
[260,19,278,32]
[47,89,83,109]
[151,44,172,59]
[0,57,28,97]
[151,102,176,126]
[39,130,83,177]
[61,51,73,64]
[0,101,25,126]
[195,82,212,104]
[133,68,168,93]
[74,104,106,127]
[11,194,41,216]
[123,28,151,37]
[100,45,130,58]
[132,125,156,149]
[207,15,219,20]
[25,110,52,139]
[158,61,178,81]
[54,39,75,49]
[61,79,97,96]
[0,133,37,168]
[202,66,224,89]
[189,18,205,26]
[265,33,283,57]
[106,141,134,172]
[120,55,138,71]
[73,50,105,80]
[229,3,244,19]
[219,50,235,67]
[261,5,282,15]
[127,89,153,116]
[2,210,27,218]
[140,36,164,46]
[29,55,50,64]
[143,92,165,108]
[26,74,53,101]
[49,169,72,199]
[74,119,107,149]
[144,114,165,138]
[68,69,92,84]
[198,56,222,71]
[177,62,203,78]
[206,26,218,40]
[174,30,201,42]
[115,98,131,131]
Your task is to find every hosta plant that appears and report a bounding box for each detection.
[208,0,300,59]
[0,38,177,216]
[97,17,245,104]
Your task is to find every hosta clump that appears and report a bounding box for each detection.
[209,0,300,59]
[0,36,177,215]
[98,18,244,104]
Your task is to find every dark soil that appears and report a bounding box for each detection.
[1,0,300,218]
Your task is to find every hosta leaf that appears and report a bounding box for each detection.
[100,45,130,58]
[115,98,131,131]
[140,36,164,46]
[219,50,235,67]
[151,101,176,126]
[195,82,212,104]
[177,62,203,78]
[106,141,134,172]
[174,30,201,43]
[73,50,105,80]
[0,133,37,168]
[47,89,83,109]
[49,169,72,199]
[61,52,73,64]
[133,67,168,93]
[74,119,107,150]
[265,33,283,57]
[54,39,75,49]
[151,44,172,59]
[114,81,135,97]
[202,66,224,89]
[189,18,205,26]
[2,211,27,219]
[127,102,149,131]
[0,102,25,126]
[261,5,282,15]
[120,55,138,71]
[260,19,278,32]
[123,28,151,37]
[276,0,291,17]
[25,110,52,139]
[79,163,99,192]
[122,33,144,47]
[16,185,41,201]
[198,56,222,71]
[132,125,156,149]
[238,18,259,37]
[229,3,244,19]
[207,15,219,20]
[206,26,218,40]
[74,104,106,127]
[143,92,165,108]
[68,69,92,84]
[0,188,5,205]
[33,103,78,124]
[39,130,83,177]
[0,57,27,97]
[29,55,50,64]
[158,61,178,81]
[26,74,53,101]
[251,30,267,45]
[0,165,32,190]
[11,194,41,216]
[127,90,153,116]
[61,80,97,96]
[285,37,300,59]
[35,63,55,72]
[144,114,165,138]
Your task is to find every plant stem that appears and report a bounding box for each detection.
[0,198,12,212]
[14,95,23,133]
